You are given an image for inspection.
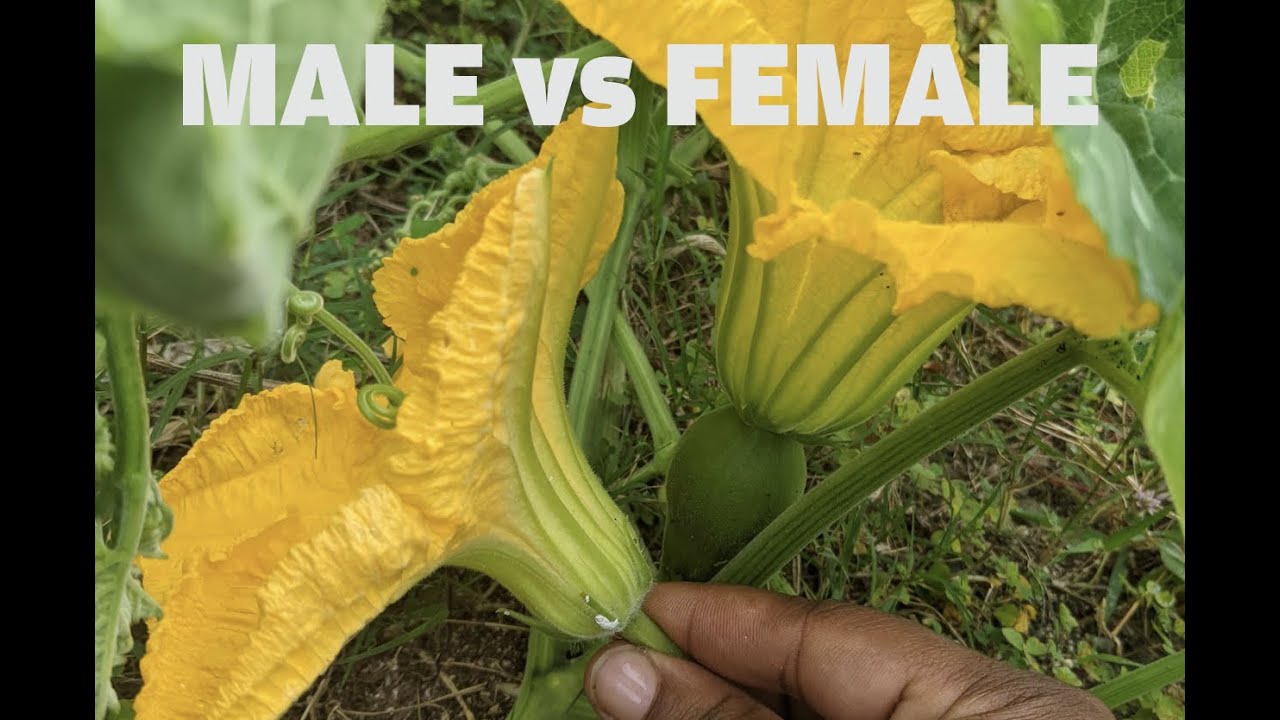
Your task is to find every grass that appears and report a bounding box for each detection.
[109,1,1185,718]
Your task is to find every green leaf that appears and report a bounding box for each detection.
[1143,290,1184,529]
[994,603,1021,628]
[1024,636,1049,657]
[999,0,1185,312]
[94,0,385,343]
[1054,665,1084,687]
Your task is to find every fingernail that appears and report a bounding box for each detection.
[588,645,658,720]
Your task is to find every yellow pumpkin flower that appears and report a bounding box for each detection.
[135,113,654,719]
[560,0,1159,437]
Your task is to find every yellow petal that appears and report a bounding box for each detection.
[759,193,1158,337]
[136,380,452,719]
[380,137,646,637]
[137,115,644,719]
[373,109,621,380]
[371,169,525,377]
[561,0,1156,337]
[140,381,394,604]
[313,358,356,391]
[718,162,970,436]
[559,0,963,209]
[137,486,441,719]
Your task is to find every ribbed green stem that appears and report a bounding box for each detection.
[341,40,616,162]
[713,329,1088,587]
[561,74,679,657]
[96,311,152,720]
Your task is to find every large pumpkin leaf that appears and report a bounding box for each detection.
[1001,0,1184,529]
[94,0,385,342]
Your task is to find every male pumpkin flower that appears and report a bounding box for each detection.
[134,114,658,719]
[560,0,1159,438]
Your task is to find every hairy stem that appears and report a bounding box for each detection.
[96,311,152,719]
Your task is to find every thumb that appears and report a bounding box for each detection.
[584,641,781,720]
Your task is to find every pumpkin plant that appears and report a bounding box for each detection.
[95,0,1184,716]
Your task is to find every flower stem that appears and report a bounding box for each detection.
[96,311,152,719]
[485,119,536,164]
[621,610,682,657]
[290,284,394,386]
[713,329,1088,587]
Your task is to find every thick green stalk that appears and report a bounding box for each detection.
[612,311,679,454]
[96,312,152,719]
[713,329,1088,587]
[1091,650,1185,708]
[341,41,615,162]
[486,119,536,164]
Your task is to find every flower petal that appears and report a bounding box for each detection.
[558,0,962,209]
[757,193,1158,337]
[373,109,621,380]
[140,373,396,606]
[562,0,1156,337]
[136,485,442,719]
[371,170,526,377]
[136,375,455,719]
[379,126,644,636]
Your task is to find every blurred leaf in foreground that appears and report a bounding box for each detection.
[94,0,385,343]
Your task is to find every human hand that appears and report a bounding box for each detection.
[584,583,1112,720]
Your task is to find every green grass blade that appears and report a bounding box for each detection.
[1091,650,1185,709]
[611,312,679,453]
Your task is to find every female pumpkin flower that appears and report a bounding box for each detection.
[560,0,1159,438]
[134,114,657,719]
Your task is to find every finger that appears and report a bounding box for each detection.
[585,641,781,720]
[644,583,1112,720]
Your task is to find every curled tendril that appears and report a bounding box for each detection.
[357,384,407,429]
[279,325,307,364]
[287,290,325,324]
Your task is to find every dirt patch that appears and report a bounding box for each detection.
[285,573,531,720]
